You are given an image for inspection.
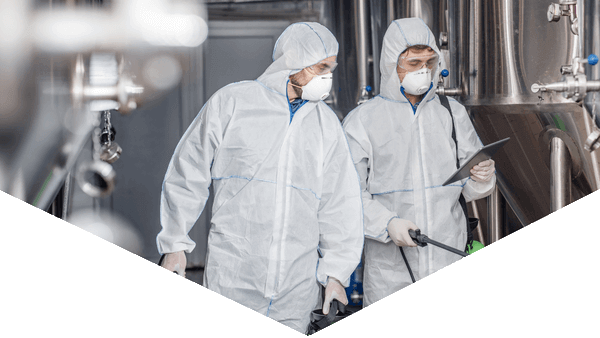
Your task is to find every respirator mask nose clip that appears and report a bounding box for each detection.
[300,73,333,101]
[398,53,438,96]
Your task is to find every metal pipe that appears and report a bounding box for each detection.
[582,107,600,189]
[62,172,72,220]
[487,185,503,244]
[369,0,381,96]
[588,81,600,91]
[470,200,486,246]
[578,0,585,63]
[446,0,459,89]
[550,137,572,210]
[83,85,119,100]
[387,0,395,26]
[354,0,370,104]
[436,87,463,96]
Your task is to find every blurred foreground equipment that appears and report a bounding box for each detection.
[0,0,208,211]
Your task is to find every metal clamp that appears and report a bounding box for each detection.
[547,1,578,34]
[531,74,600,102]
[71,54,144,114]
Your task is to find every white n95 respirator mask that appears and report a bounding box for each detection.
[401,68,432,95]
[301,74,333,101]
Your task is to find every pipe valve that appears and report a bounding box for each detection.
[436,69,463,96]
[547,1,578,34]
[531,74,600,101]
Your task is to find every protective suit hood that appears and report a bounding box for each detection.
[379,18,443,102]
[257,22,339,96]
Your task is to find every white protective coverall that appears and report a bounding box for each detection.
[342,18,495,306]
[157,22,363,332]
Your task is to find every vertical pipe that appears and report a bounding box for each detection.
[578,0,585,64]
[369,1,381,96]
[582,106,600,189]
[355,0,370,104]
[446,0,458,89]
[487,185,502,244]
[457,0,470,97]
[387,0,395,26]
[470,200,486,246]
[62,173,72,220]
[550,137,572,211]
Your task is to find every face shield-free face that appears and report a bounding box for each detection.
[397,54,439,95]
[308,60,338,75]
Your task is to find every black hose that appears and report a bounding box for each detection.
[399,247,416,283]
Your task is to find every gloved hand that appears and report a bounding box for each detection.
[322,277,348,315]
[388,218,419,247]
[470,159,495,182]
[160,251,186,277]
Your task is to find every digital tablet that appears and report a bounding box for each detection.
[442,137,510,186]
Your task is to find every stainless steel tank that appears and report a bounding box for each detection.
[448,0,599,227]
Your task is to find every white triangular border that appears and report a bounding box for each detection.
[2,189,598,337]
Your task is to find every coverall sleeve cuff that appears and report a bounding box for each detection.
[463,174,496,202]
[157,241,195,256]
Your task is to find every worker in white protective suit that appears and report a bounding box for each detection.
[156,22,363,333]
[343,18,496,307]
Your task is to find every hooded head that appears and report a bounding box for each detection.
[257,22,339,98]
[379,18,443,101]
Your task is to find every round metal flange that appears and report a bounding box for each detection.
[76,160,116,198]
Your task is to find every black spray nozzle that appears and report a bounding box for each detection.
[408,229,468,257]
[408,229,428,247]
